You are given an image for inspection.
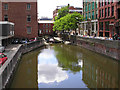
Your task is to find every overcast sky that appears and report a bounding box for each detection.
[38,0,83,19]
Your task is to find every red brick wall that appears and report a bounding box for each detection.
[38,23,54,36]
[2,2,38,39]
[98,2,119,37]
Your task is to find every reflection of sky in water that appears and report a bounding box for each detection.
[38,48,87,88]
[38,49,68,86]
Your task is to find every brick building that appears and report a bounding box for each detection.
[79,0,98,36]
[98,0,120,37]
[53,4,82,20]
[0,0,38,39]
[38,18,54,36]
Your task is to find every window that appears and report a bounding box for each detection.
[105,0,107,5]
[118,8,120,19]
[27,3,31,10]
[46,29,48,33]
[96,22,98,31]
[85,5,87,12]
[105,8,107,17]
[105,32,109,37]
[99,32,103,37]
[86,13,87,20]
[92,2,94,9]
[49,24,51,28]
[99,2,101,7]
[105,21,109,31]
[112,6,114,16]
[111,0,113,3]
[99,10,101,18]
[102,1,103,6]
[96,2,97,8]
[108,7,110,16]
[102,9,104,17]
[96,10,98,19]
[4,3,8,10]
[92,22,94,31]
[108,0,110,4]
[39,30,42,34]
[43,24,45,28]
[46,24,48,28]
[92,11,94,19]
[27,15,31,22]
[89,12,91,18]
[99,22,103,30]
[4,15,8,21]
[27,27,31,34]
[88,3,91,11]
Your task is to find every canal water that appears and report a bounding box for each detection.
[10,44,119,88]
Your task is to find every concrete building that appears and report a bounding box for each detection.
[0,0,38,39]
[53,4,82,20]
[98,0,120,37]
[38,18,54,36]
[79,0,98,36]
[0,21,14,46]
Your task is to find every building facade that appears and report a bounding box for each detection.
[53,4,82,20]
[98,0,120,37]
[0,0,38,39]
[0,21,14,46]
[38,19,54,36]
[79,0,98,36]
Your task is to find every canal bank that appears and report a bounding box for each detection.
[75,36,120,60]
[0,39,44,89]
[61,34,120,60]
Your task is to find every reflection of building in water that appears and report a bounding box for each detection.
[82,59,118,88]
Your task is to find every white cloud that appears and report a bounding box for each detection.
[38,49,68,84]
[38,64,68,84]
[38,49,58,64]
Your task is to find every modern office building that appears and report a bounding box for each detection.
[0,21,14,46]
[0,0,38,39]
[98,0,120,37]
[79,0,98,36]
[38,18,54,36]
[53,4,82,20]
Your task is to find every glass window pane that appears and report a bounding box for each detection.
[27,27,31,34]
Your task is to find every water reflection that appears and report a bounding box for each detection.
[54,44,82,73]
[10,44,119,88]
[38,48,68,86]
[38,45,87,88]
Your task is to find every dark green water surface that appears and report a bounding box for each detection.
[10,44,120,88]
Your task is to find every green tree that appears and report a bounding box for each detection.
[55,6,69,21]
[53,12,84,32]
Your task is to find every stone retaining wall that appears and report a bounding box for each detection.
[75,36,120,60]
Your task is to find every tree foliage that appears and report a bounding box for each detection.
[55,6,69,21]
[53,12,84,31]
[54,44,81,73]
